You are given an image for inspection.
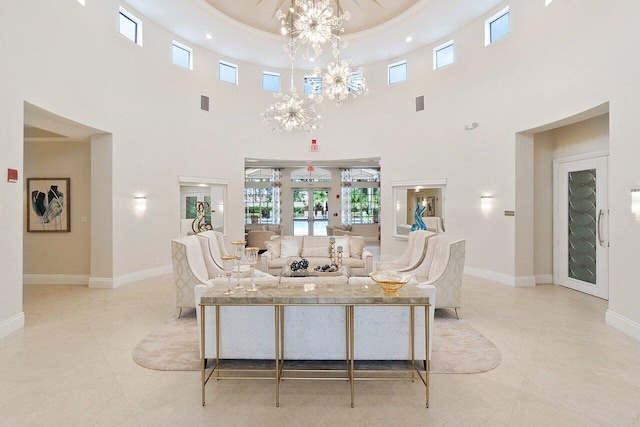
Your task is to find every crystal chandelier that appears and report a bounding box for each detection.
[314,57,367,106]
[262,85,322,132]
[264,0,368,131]
[263,41,323,133]
[276,0,350,61]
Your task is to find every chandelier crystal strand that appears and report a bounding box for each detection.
[262,37,322,132]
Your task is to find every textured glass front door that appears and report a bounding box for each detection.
[568,169,597,284]
[555,156,608,299]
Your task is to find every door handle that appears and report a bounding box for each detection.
[597,209,604,247]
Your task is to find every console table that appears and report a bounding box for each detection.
[199,283,431,408]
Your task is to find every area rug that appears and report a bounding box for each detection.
[133,309,500,374]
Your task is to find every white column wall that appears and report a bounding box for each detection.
[0,0,639,339]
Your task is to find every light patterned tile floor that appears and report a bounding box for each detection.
[1,273,639,426]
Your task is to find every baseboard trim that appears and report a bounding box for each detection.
[464,266,516,286]
[23,274,89,285]
[89,265,172,289]
[464,267,536,287]
[0,312,25,339]
[606,309,640,342]
[515,276,537,287]
[535,274,553,284]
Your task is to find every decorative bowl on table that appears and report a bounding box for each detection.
[368,271,414,293]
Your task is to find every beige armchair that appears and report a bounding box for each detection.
[171,235,214,318]
[417,235,465,317]
[424,217,445,233]
[247,230,276,251]
[377,230,436,271]
[196,230,230,278]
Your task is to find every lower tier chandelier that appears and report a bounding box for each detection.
[263,84,323,133]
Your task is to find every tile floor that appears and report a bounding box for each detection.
[1,273,639,426]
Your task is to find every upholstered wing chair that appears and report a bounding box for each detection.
[417,236,465,317]
[377,230,436,271]
[171,235,214,318]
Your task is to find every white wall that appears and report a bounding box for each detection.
[1,0,639,340]
[23,140,91,279]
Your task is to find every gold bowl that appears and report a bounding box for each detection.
[368,271,414,293]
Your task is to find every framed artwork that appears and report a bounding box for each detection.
[426,196,436,217]
[27,178,70,232]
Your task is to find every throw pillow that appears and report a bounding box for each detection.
[280,239,301,257]
[265,239,281,258]
[349,237,366,258]
[334,236,351,258]
[301,246,330,258]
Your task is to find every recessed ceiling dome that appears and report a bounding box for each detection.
[203,0,421,35]
[124,0,504,68]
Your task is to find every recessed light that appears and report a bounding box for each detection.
[206,34,213,40]
[406,36,413,42]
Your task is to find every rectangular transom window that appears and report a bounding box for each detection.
[172,41,192,70]
[262,72,280,92]
[349,73,365,93]
[219,61,238,85]
[119,7,142,46]
[388,60,407,85]
[304,76,322,94]
[433,40,454,69]
[485,7,509,45]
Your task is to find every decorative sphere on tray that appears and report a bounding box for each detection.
[314,262,340,273]
[368,271,414,293]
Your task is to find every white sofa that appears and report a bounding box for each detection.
[260,235,373,276]
[194,282,435,361]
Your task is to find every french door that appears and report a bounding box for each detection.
[554,155,608,299]
[293,188,329,236]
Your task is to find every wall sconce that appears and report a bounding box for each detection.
[135,196,147,212]
[480,195,493,211]
[632,189,640,218]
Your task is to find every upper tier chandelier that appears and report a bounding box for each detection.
[263,0,368,132]
[276,0,350,62]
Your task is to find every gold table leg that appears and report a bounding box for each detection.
[215,306,220,381]
[200,304,206,406]
[425,305,430,408]
[350,305,355,408]
[410,306,415,382]
[275,305,280,407]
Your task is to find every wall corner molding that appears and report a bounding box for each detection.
[535,274,553,284]
[0,312,25,339]
[606,309,640,343]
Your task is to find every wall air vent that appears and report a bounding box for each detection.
[416,95,424,112]
[201,95,209,112]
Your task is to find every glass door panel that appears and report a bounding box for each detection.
[555,156,608,299]
[293,188,329,236]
